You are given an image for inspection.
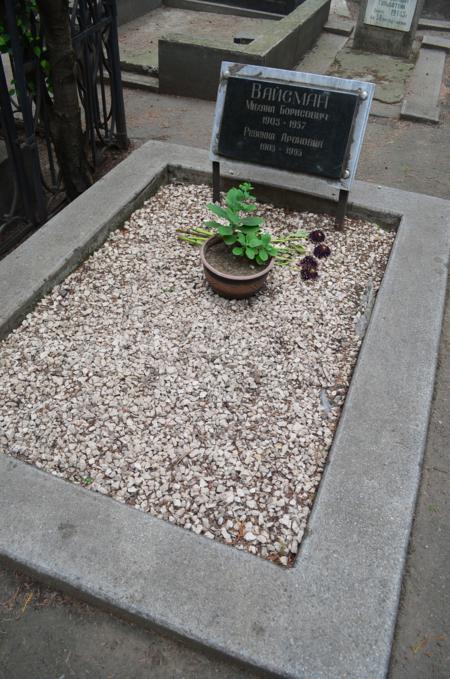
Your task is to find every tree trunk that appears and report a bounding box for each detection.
[37,0,92,199]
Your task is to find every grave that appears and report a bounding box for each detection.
[0,137,449,678]
[353,0,425,57]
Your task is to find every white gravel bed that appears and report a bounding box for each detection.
[0,183,394,566]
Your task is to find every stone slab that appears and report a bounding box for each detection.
[370,100,402,118]
[330,0,351,18]
[119,71,160,92]
[421,33,450,51]
[401,46,446,123]
[418,18,450,31]
[295,30,348,73]
[323,15,354,35]
[117,0,161,26]
[388,268,450,677]
[328,47,414,104]
[1,141,449,679]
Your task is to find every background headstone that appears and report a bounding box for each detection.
[353,0,425,57]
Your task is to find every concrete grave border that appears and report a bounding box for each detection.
[1,141,449,678]
[158,0,331,99]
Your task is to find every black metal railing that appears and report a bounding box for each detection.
[0,0,128,256]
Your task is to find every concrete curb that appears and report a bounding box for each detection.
[1,141,449,678]
[401,47,446,123]
[158,0,331,99]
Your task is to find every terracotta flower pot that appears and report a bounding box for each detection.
[200,235,274,299]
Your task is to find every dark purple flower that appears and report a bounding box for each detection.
[301,266,318,281]
[313,243,331,259]
[309,229,325,243]
[300,255,318,269]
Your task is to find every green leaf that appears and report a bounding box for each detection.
[237,233,246,245]
[248,237,262,248]
[225,187,242,210]
[207,203,230,220]
[241,216,263,227]
[258,249,269,262]
[218,225,233,236]
[223,235,237,245]
[261,233,271,246]
[205,220,224,230]
[239,224,260,235]
[232,246,244,256]
[239,182,253,192]
[33,45,41,57]
[224,207,241,226]
[245,247,256,260]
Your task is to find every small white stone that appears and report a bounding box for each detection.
[280,515,291,529]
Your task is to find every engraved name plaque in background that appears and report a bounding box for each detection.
[364,0,417,33]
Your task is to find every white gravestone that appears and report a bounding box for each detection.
[353,0,423,57]
[364,0,417,33]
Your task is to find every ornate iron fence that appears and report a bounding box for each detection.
[0,0,128,256]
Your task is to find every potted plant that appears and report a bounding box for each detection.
[200,182,278,299]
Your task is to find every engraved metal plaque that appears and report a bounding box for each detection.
[211,63,375,191]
